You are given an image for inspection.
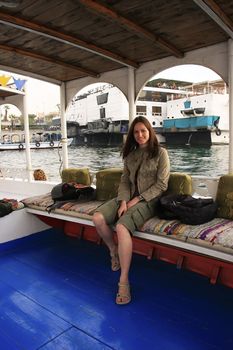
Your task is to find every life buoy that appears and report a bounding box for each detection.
[18,143,24,150]
[50,141,54,147]
[214,120,219,127]
[35,142,40,148]
[215,129,221,136]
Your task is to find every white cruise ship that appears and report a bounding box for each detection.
[65,79,229,146]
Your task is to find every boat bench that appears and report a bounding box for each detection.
[23,168,233,289]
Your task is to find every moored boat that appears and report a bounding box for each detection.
[66,79,229,146]
[0,138,73,150]
[162,81,229,145]
[0,132,73,150]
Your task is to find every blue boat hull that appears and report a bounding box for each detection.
[163,115,219,129]
[162,115,220,145]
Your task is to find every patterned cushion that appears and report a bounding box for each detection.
[55,200,104,220]
[141,216,233,248]
[141,217,188,240]
[22,193,53,210]
[96,168,123,201]
[61,168,91,185]
[214,226,233,248]
[216,175,233,219]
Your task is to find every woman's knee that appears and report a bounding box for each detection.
[116,223,130,239]
[93,211,105,226]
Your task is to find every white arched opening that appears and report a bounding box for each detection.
[65,82,129,147]
[134,64,228,146]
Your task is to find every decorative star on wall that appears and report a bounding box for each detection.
[13,78,27,91]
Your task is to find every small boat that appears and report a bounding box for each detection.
[0,138,73,151]
[0,132,73,151]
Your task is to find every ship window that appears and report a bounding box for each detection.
[152,106,162,116]
[100,107,106,119]
[136,105,147,115]
[97,93,109,105]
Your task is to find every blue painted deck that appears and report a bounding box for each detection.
[0,228,232,350]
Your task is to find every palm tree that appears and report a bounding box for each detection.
[3,105,10,122]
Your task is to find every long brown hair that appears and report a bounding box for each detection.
[122,116,159,159]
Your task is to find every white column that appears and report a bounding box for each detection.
[128,67,136,125]
[0,105,2,139]
[23,83,33,181]
[228,39,233,173]
[60,82,68,169]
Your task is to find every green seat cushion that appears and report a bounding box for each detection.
[166,172,192,195]
[61,168,91,185]
[96,168,123,201]
[216,174,233,219]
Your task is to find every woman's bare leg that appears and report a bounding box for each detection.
[93,212,118,259]
[115,223,132,283]
[115,223,132,304]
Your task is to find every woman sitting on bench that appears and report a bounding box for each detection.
[93,116,170,305]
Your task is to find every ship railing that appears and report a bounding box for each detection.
[0,167,32,182]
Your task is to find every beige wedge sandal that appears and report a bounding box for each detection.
[116,282,131,305]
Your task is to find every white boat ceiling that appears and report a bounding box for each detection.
[0,0,232,170]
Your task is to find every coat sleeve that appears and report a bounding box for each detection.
[140,148,170,202]
[117,161,131,202]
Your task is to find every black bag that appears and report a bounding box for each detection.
[51,182,95,201]
[0,200,13,217]
[48,182,95,212]
[157,194,218,225]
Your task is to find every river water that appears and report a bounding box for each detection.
[0,144,229,182]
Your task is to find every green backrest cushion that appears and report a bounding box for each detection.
[61,168,91,185]
[96,169,192,201]
[166,172,192,195]
[96,168,192,200]
[216,174,233,219]
[96,168,123,201]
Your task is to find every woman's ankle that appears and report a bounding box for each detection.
[110,244,118,256]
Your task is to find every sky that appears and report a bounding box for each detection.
[154,64,220,82]
[0,64,221,116]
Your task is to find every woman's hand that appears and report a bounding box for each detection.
[127,196,140,209]
[118,200,127,217]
